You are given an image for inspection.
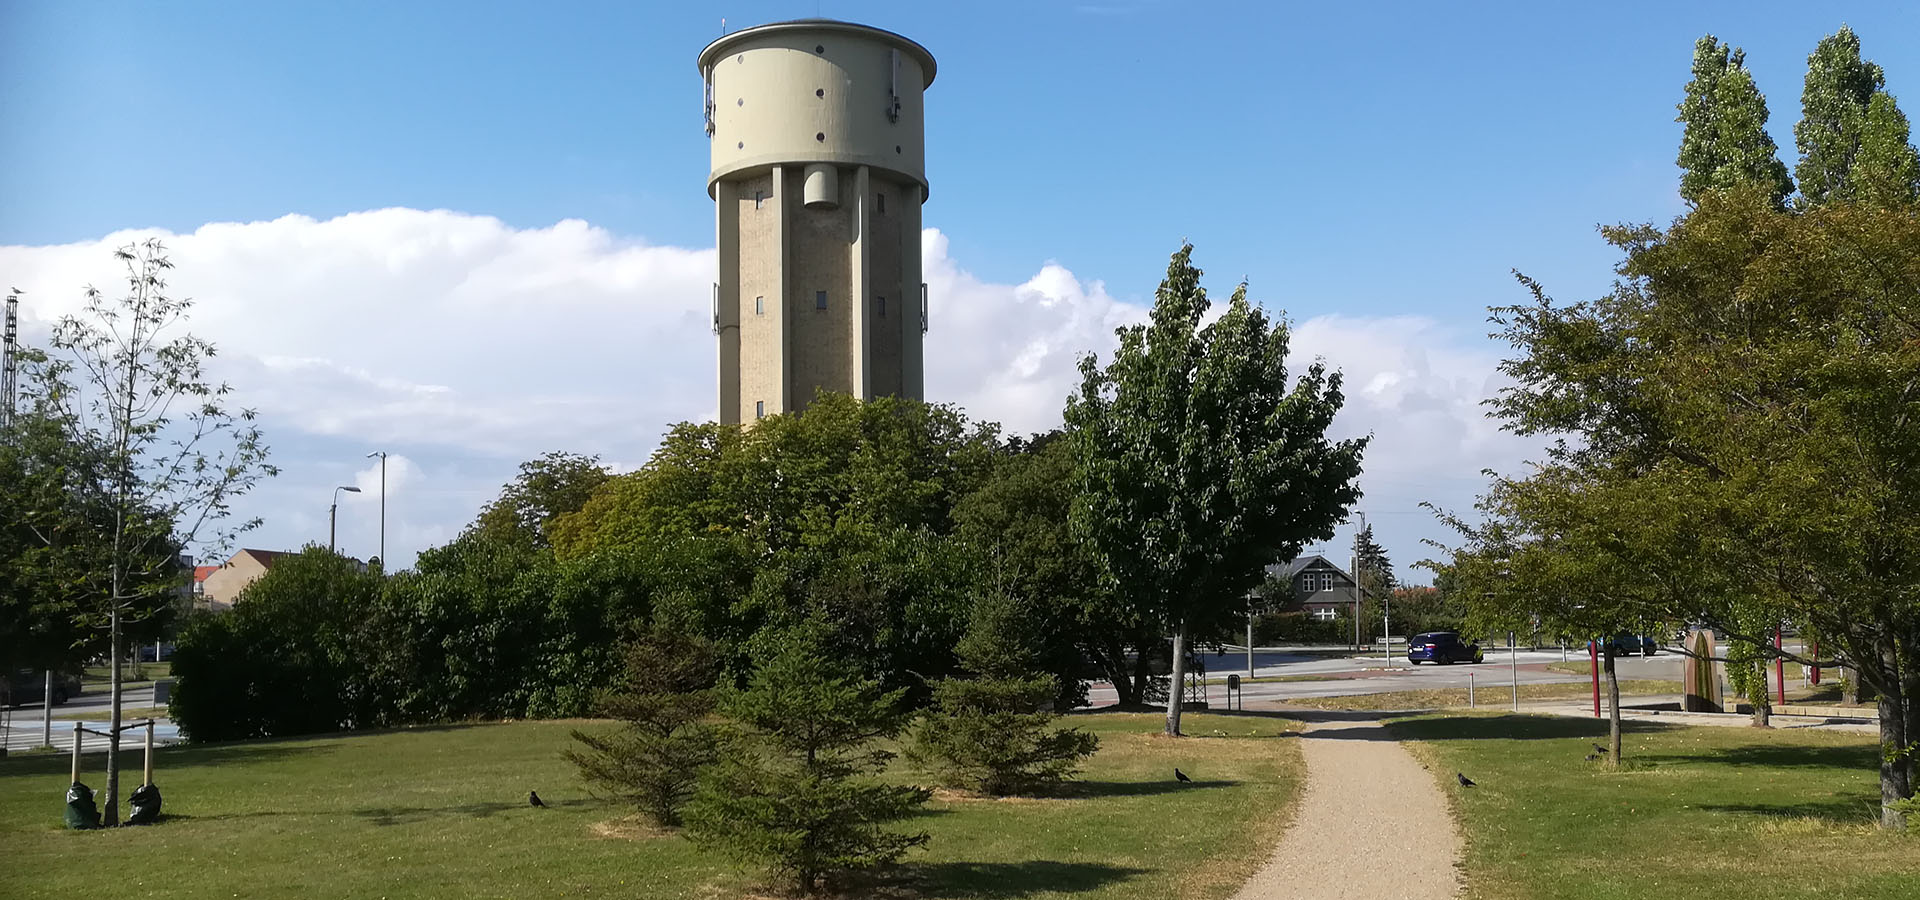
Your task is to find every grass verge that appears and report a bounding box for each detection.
[51,706,168,722]
[1387,712,1915,900]
[0,712,1303,899]
[1285,680,1680,711]
[82,662,170,685]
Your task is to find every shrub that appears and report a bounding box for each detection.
[684,626,929,894]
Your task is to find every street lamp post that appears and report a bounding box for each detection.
[330,485,361,554]
[365,451,387,570]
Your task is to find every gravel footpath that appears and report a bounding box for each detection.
[1230,712,1461,900]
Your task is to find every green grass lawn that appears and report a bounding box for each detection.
[1388,712,1916,900]
[82,662,171,685]
[51,705,167,722]
[0,712,1303,899]
[1286,680,1680,711]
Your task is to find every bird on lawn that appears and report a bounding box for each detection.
[1593,743,1610,755]
[529,791,546,808]
[1584,753,1600,762]
[1174,768,1192,783]
[1456,773,1476,787]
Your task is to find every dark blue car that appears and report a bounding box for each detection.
[1407,632,1484,665]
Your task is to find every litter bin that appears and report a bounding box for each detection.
[151,679,174,707]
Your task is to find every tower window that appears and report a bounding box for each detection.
[756,401,765,420]
[816,290,827,310]
[755,296,765,316]
[754,190,764,209]
[877,296,886,317]
[876,193,885,214]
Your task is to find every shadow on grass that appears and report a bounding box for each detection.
[352,796,596,826]
[1383,714,1680,743]
[1639,741,1880,771]
[0,742,331,780]
[1698,798,1883,825]
[899,860,1146,898]
[1065,778,1234,798]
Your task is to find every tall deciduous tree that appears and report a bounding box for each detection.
[466,451,611,550]
[1066,244,1365,736]
[1794,26,1888,204]
[1476,190,1920,827]
[1854,92,1920,207]
[42,240,275,824]
[1677,35,1794,207]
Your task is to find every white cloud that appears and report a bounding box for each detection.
[1,210,1540,574]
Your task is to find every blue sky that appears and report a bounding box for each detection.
[4,1,1918,571]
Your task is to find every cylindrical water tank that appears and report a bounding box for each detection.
[699,20,935,199]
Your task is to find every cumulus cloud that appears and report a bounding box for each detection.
[0,209,1539,573]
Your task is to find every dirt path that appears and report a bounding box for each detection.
[1230,711,1461,900]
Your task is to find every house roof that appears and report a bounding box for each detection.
[1267,554,1352,581]
[193,565,220,583]
[231,549,288,568]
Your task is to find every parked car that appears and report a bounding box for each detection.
[1595,634,1660,657]
[4,669,83,707]
[136,642,176,662]
[1407,632,1484,665]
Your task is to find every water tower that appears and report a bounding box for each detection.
[699,19,935,424]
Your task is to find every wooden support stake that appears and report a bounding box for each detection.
[144,721,155,787]
[70,722,82,783]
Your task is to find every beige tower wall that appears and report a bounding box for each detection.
[703,20,932,425]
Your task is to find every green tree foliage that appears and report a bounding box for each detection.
[169,547,383,740]
[1791,25,1920,208]
[1677,35,1794,207]
[553,394,999,700]
[951,432,1112,708]
[685,627,930,894]
[1470,188,1920,825]
[908,589,1099,795]
[0,397,179,675]
[1854,92,1920,207]
[565,624,722,827]
[1066,244,1365,735]
[466,451,611,550]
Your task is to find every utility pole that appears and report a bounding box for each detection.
[1350,511,1367,655]
[2,289,18,435]
[366,451,388,571]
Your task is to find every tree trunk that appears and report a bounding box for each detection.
[1843,665,1860,705]
[1876,641,1911,830]
[1603,644,1622,766]
[1750,661,1772,728]
[104,602,122,825]
[1164,625,1187,737]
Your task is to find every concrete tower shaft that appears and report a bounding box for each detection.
[701,20,933,425]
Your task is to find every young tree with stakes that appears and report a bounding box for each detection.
[42,240,275,824]
[1067,244,1365,737]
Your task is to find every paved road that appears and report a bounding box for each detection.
[1,683,179,753]
[1083,649,1684,707]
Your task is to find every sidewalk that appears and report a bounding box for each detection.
[1518,699,1877,733]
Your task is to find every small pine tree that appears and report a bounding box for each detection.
[564,625,721,827]
[684,626,929,895]
[909,590,1100,795]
